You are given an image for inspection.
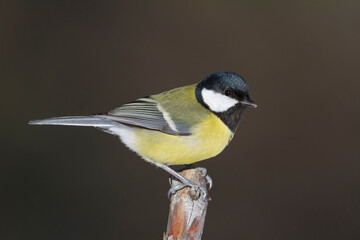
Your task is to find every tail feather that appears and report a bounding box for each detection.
[28,116,119,128]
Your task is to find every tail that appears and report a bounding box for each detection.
[28,116,121,129]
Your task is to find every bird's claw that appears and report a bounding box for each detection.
[206,174,213,190]
[194,167,213,190]
[167,184,186,198]
[167,167,212,199]
[167,183,207,200]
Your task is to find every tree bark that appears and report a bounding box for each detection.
[164,168,209,240]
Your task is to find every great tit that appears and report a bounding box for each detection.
[29,72,256,195]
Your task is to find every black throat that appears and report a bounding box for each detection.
[195,85,247,133]
[215,105,247,132]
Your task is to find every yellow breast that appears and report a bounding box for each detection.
[132,114,233,165]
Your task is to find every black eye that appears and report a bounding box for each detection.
[224,89,232,96]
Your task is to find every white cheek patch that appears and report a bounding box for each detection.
[201,88,239,112]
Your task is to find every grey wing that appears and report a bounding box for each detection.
[97,97,191,136]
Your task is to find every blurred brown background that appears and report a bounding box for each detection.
[1,1,359,239]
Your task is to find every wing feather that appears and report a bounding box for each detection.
[98,98,191,136]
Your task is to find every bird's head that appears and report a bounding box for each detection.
[196,72,257,132]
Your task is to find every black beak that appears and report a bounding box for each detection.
[240,97,257,108]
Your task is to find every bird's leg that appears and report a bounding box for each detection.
[152,162,207,199]
[169,165,213,190]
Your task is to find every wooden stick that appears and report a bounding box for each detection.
[164,168,209,240]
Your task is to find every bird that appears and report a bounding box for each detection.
[29,72,257,196]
